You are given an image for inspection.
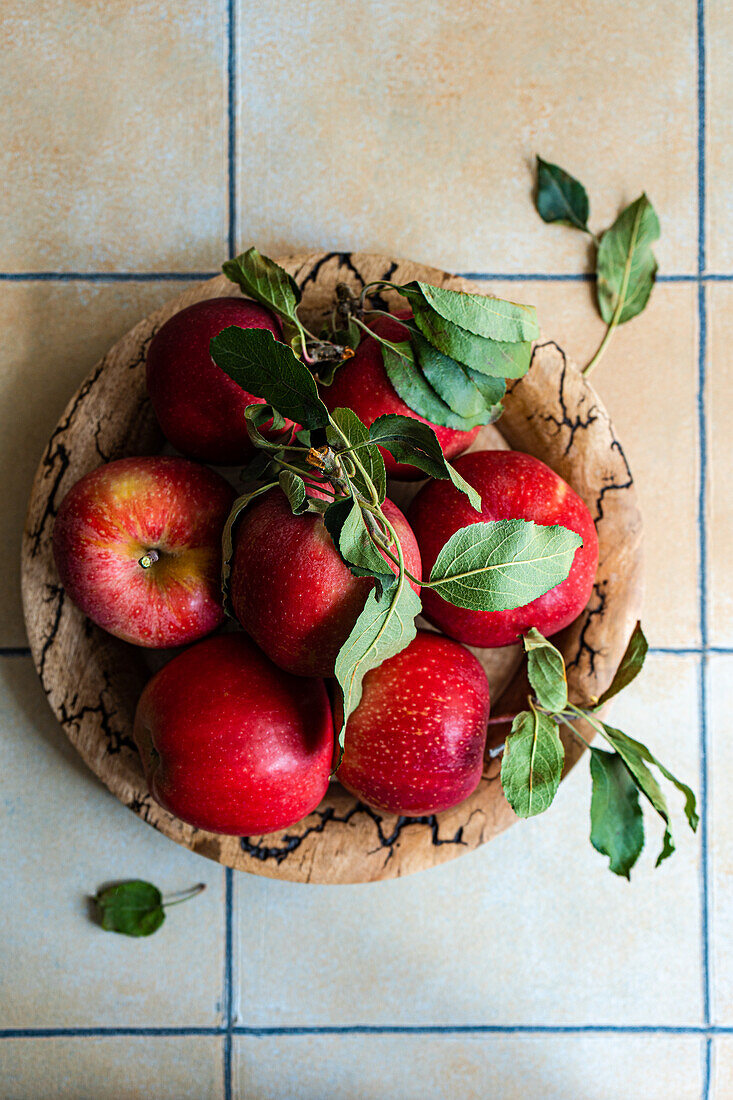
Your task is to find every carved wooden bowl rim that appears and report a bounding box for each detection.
[21,251,644,884]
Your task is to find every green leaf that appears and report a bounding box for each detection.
[463,369,506,422]
[596,194,660,325]
[429,519,582,612]
[368,415,482,512]
[523,626,568,712]
[278,471,309,515]
[599,724,676,866]
[323,497,394,582]
[535,156,590,232]
[243,403,289,451]
[410,329,486,419]
[326,408,386,504]
[595,621,648,707]
[221,484,278,617]
[94,880,165,937]
[222,246,301,320]
[210,326,330,430]
[410,300,532,379]
[600,724,699,835]
[501,709,564,817]
[334,576,422,748]
[380,341,485,431]
[403,281,540,343]
[589,748,645,878]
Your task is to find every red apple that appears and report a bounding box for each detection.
[230,490,422,677]
[336,631,491,815]
[146,297,284,465]
[408,449,599,648]
[134,633,333,835]
[53,455,234,648]
[320,312,479,479]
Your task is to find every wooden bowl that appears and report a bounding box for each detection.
[21,252,643,884]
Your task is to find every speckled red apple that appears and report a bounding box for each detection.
[320,312,479,479]
[336,631,491,815]
[230,490,422,678]
[134,633,333,835]
[52,455,234,648]
[146,297,284,465]
[408,449,599,648]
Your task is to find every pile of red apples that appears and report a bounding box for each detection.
[53,296,597,838]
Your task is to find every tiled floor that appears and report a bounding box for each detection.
[1,3,730,1099]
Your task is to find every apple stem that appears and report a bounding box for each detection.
[138,550,160,569]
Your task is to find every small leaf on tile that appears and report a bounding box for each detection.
[535,156,591,232]
[93,880,206,938]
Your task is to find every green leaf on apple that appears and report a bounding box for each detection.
[323,497,394,583]
[401,281,540,344]
[243,403,289,451]
[501,708,564,817]
[589,747,645,878]
[368,415,482,512]
[535,156,591,232]
[326,408,387,504]
[222,247,301,321]
[523,626,568,712]
[278,471,310,515]
[379,340,485,431]
[596,194,660,326]
[220,483,278,617]
[210,326,330,429]
[409,329,488,420]
[334,576,422,750]
[594,621,648,707]
[428,519,582,612]
[462,368,506,423]
[408,299,532,379]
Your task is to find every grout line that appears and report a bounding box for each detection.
[0,647,32,657]
[1,271,733,284]
[227,0,237,260]
[696,9,713,1100]
[704,1035,713,1100]
[223,868,234,1100]
[1,1025,732,1039]
[0,272,220,283]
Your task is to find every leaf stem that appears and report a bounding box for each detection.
[327,413,380,506]
[162,883,206,908]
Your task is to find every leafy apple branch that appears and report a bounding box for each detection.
[535,156,660,376]
[498,623,698,878]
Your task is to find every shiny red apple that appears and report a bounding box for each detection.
[133,633,333,835]
[336,630,491,815]
[146,297,283,465]
[53,455,234,647]
[320,312,479,479]
[230,490,422,677]
[408,449,599,648]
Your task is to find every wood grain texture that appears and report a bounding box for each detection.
[21,251,643,883]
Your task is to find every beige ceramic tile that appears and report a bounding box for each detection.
[1,1036,223,1100]
[490,280,700,648]
[708,285,733,644]
[709,656,733,1024]
[707,0,733,272]
[0,657,226,1027]
[236,0,697,274]
[1,3,228,272]
[0,280,185,646]
[234,1033,703,1100]
[713,1039,733,1100]
[235,655,702,1027]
